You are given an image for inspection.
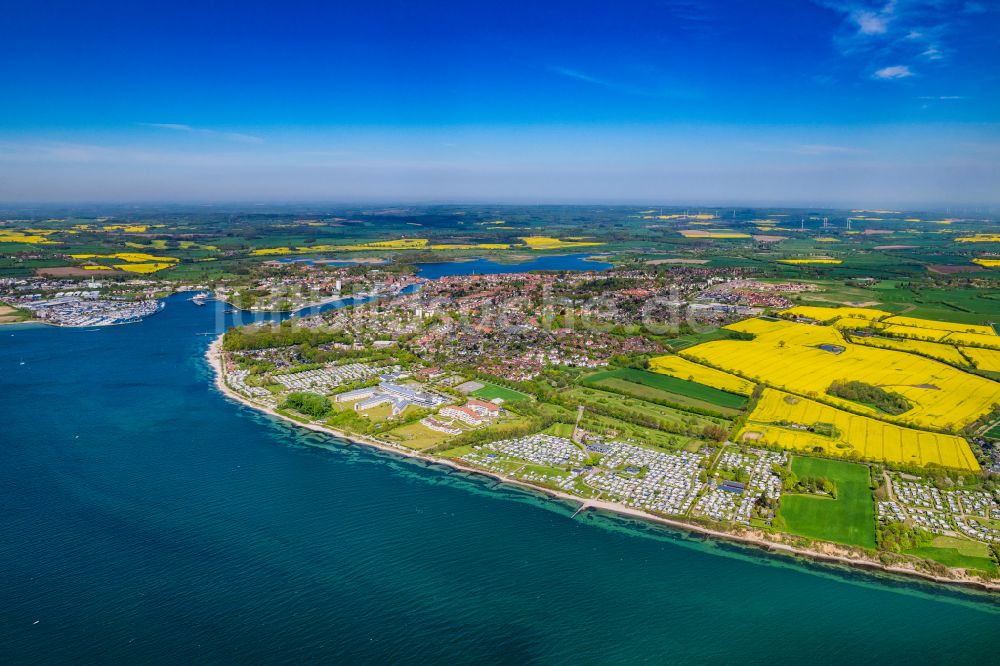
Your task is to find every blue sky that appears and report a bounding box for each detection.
[1,0,998,206]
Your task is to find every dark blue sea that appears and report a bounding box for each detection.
[2,294,998,664]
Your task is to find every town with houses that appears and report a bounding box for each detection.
[7,252,1000,584]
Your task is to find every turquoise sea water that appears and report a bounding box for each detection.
[2,294,999,664]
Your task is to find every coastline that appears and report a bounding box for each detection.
[204,335,1000,594]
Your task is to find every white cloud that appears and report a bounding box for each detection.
[796,143,868,155]
[813,1,996,81]
[853,9,890,34]
[873,65,914,79]
[546,66,610,87]
[140,122,263,143]
[544,65,698,100]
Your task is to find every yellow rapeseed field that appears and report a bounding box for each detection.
[813,237,840,242]
[739,389,979,472]
[71,252,180,263]
[781,306,890,322]
[518,236,605,249]
[881,315,994,336]
[678,229,751,239]
[832,317,883,331]
[777,258,842,264]
[252,239,518,256]
[881,323,952,342]
[0,230,60,244]
[681,317,1000,431]
[850,336,970,367]
[126,240,218,251]
[647,355,755,395]
[102,224,150,232]
[644,213,717,220]
[961,347,1000,372]
[955,234,1000,243]
[944,331,1000,350]
[114,262,175,273]
[972,258,1000,267]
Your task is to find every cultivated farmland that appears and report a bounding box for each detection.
[781,305,891,322]
[850,336,970,367]
[962,347,1000,372]
[777,457,877,548]
[739,388,980,472]
[647,354,755,396]
[681,317,1000,431]
[583,367,748,411]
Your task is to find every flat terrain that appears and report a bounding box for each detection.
[36,266,116,276]
[584,367,746,412]
[469,381,531,402]
[777,457,876,549]
[739,388,980,472]
[565,386,726,430]
[687,316,1000,432]
[905,536,998,573]
[386,421,455,450]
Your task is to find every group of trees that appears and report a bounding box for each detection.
[827,380,910,416]
[281,391,332,419]
[790,474,836,497]
[877,521,933,553]
[223,321,351,351]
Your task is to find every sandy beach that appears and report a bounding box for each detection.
[205,335,1000,593]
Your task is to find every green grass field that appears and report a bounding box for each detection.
[470,381,532,402]
[387,421,457,450]
[583,367,747,411]
[565,386,725,429]
[905,536,997,573]
[777,457,876,549]
[665,328,735,351]
[544,422,576,438]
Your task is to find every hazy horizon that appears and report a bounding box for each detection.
[3,1,998,206]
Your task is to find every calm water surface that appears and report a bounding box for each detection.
[415,254,611,279]
[1,294,998,664]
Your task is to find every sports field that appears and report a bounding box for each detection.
[739,389,980,471]
[777,457,876,549]
[584,367,747,410]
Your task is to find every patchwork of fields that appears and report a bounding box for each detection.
[680,317,1000,431]
[739,389,980,472]
[850,336,970,367]
[642,306,1000,472]
[584,367,747,411]
[647,354,755,396]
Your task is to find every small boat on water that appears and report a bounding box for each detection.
[191,292,210,306]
